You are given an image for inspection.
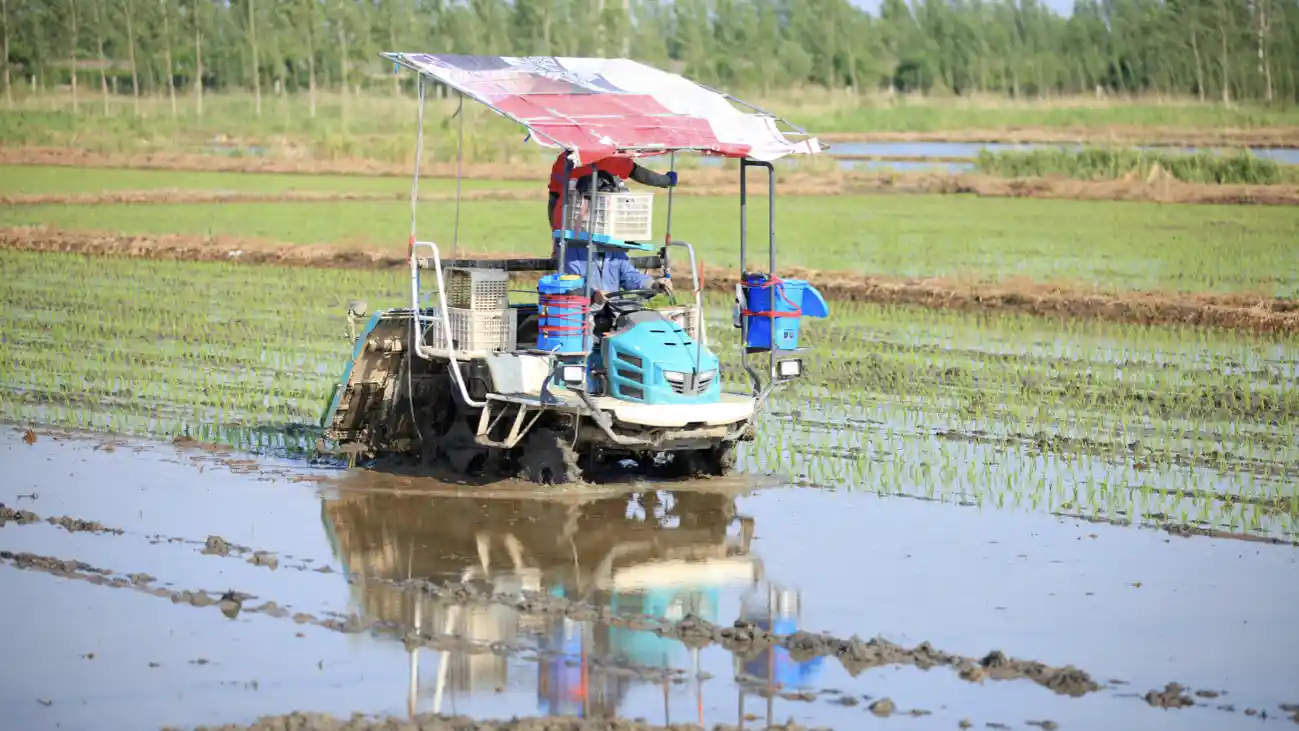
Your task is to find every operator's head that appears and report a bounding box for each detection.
[574,170,621,195]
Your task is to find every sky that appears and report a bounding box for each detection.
[849,0,1076,16]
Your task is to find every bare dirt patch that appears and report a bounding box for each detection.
[5,226,1294,334]
[4,146,1297,205]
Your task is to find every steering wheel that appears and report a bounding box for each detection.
[604,288,659,303]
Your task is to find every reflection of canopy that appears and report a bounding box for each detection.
[384,53,822,166]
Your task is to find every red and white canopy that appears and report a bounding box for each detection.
[385,53,822,166]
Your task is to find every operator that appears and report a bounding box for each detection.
[559,169,673,306]
[561,239,674,305]
[547,151,678,235]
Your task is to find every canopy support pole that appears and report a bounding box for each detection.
[452,93,464,260]
[405,76,429,450]
[554,152,574,270]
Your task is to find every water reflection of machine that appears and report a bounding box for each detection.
[319,479,822,724]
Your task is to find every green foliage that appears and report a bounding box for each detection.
[2,0,1298,105]
[974,147,1299,185]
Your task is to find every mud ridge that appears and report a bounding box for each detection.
[181,711,825,731]
[0,549,706,686]
[0,535,1105,697]
[5,226,1296,334]
[403,579,1103,698]
[1053,511,1299,547]
[0,546,1251,718]
[4,147,1298,205]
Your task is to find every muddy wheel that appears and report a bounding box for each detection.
[519,427,582,485]
[669,442,737,478]
[440,419,489,475]
[702,442,739,476]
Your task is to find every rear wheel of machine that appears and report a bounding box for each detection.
[702,442,739,476]
[519,427,582,485]
[671,442,738,478]
[440,418,489,476]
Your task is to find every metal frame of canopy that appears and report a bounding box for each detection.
[382,51,824,406]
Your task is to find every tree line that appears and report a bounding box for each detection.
[2,0,1296,112]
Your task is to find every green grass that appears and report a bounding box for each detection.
[974,147,1299,185]
[0,165,535,195]
[4,190,1296,295]
[2,248,1294,539]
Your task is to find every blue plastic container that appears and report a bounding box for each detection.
[742,275,828,350]
[537,274,589,354]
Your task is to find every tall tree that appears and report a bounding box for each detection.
[160,0,176,117]
[1,0,11,105]
[122,0,140,114]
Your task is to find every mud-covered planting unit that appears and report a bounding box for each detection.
[321,54,829,484]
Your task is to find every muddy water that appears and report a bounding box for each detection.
[2,426,1298,731]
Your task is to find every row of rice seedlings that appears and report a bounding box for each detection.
[2,250,1294,540]
[741,409,1296,539]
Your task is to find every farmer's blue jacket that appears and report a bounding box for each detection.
[561,244,653,293]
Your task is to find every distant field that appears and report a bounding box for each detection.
[3,173,1295,296]
[0,165,535,196]
[808,96,1299,133]
[4,91,1296,168]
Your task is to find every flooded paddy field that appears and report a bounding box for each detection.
[4,426,1298,731]
[1,243,1297,730]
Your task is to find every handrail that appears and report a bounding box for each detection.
[664,239,706,352]
[410,240,485,409]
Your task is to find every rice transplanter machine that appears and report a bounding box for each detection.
[320,53,829,484]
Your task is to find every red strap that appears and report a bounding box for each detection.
[740,275,803,318]
[538,293,592,336]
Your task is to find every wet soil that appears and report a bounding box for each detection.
[5,226,1295,334]
[4,146,1297,205]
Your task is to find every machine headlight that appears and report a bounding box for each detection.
[777,359,802,378]
[562,365,585,383]
[663,370,686,384]
[697,369,716,381]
